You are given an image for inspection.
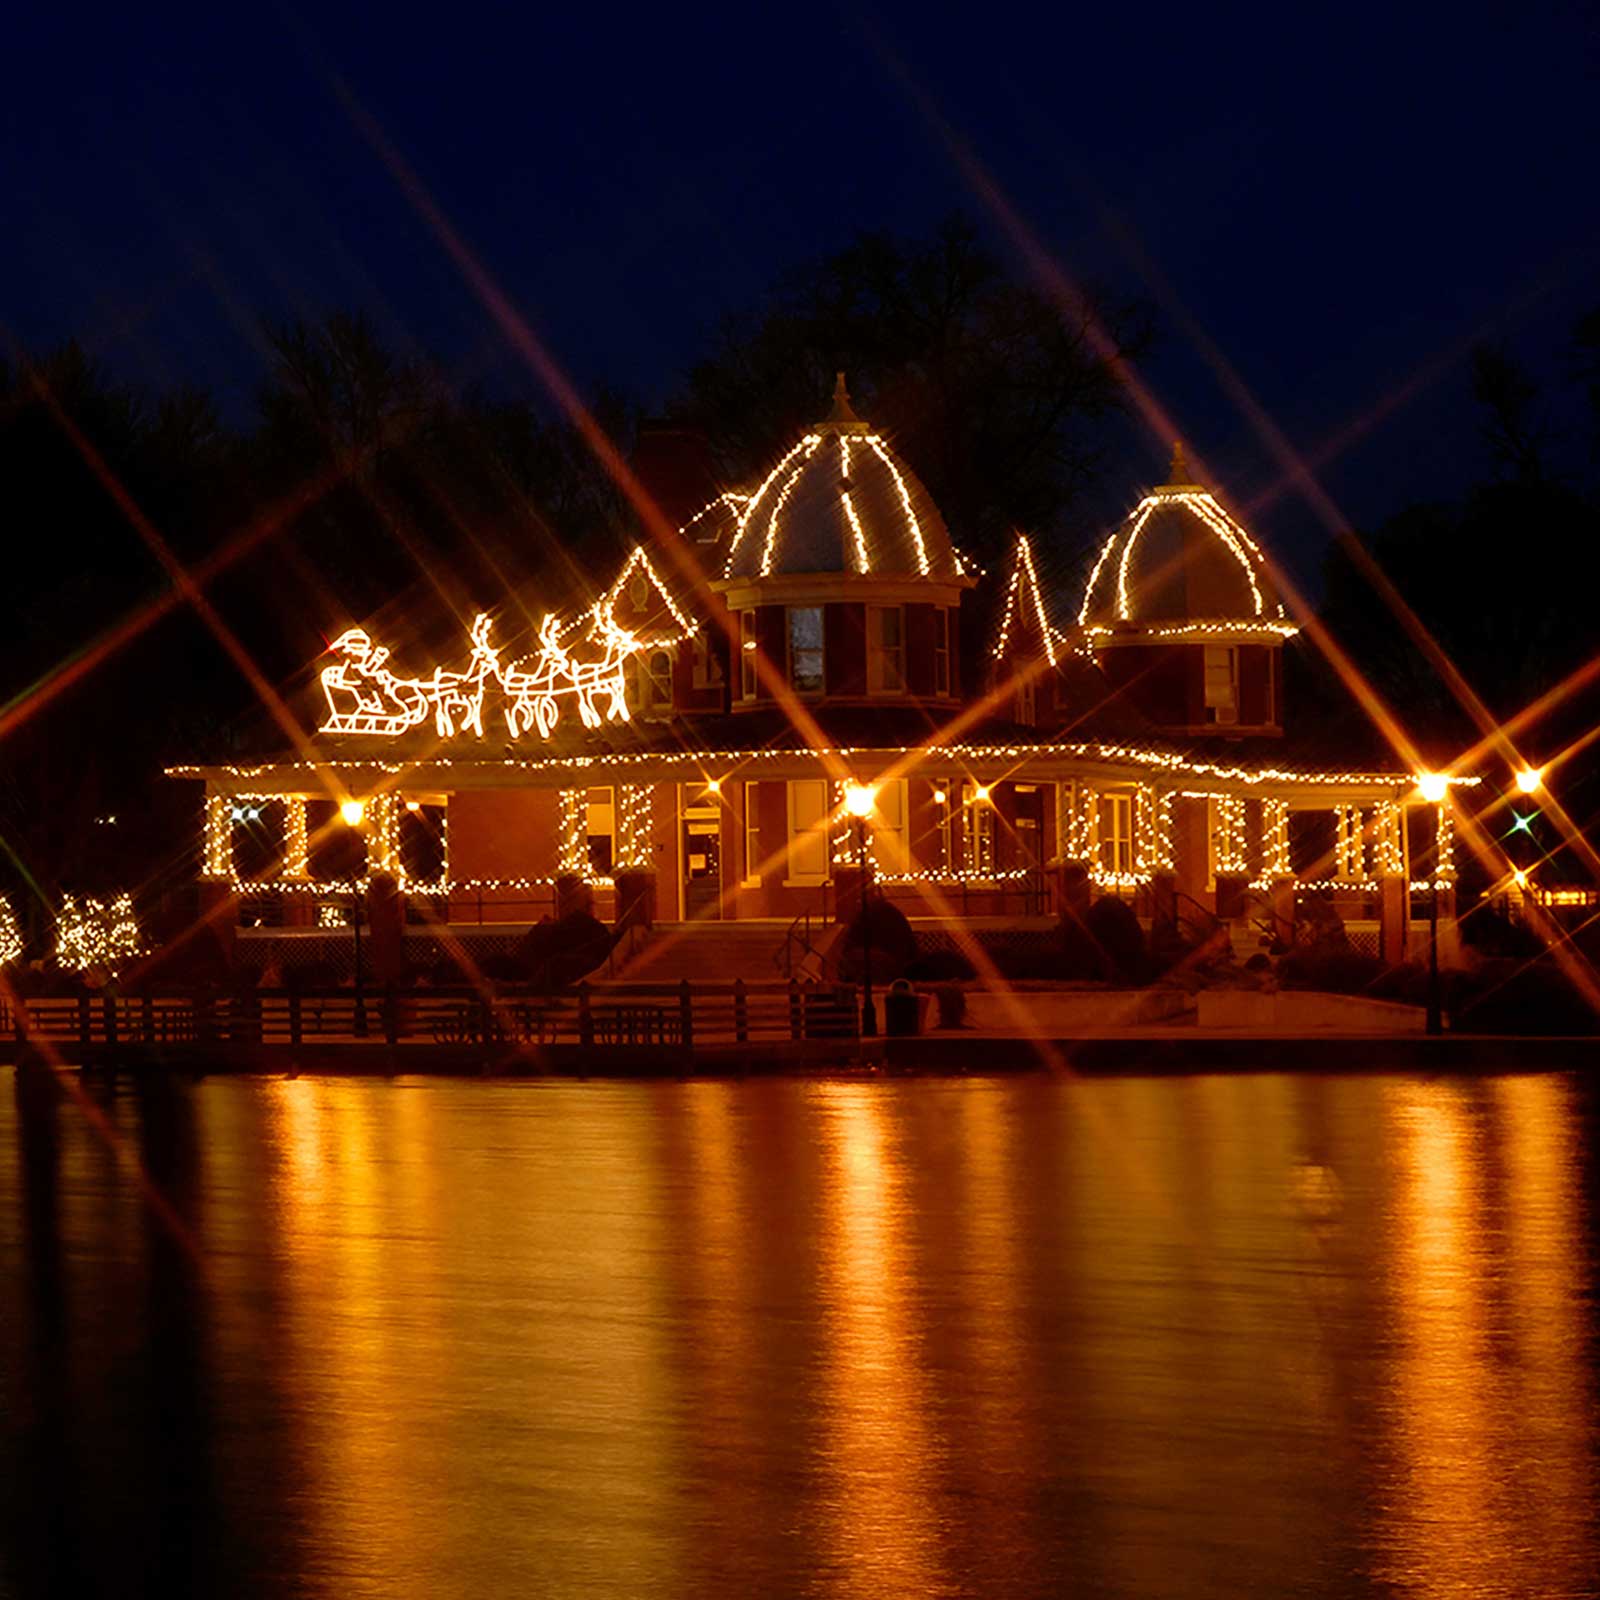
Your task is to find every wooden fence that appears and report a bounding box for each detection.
[1,980,863,1059]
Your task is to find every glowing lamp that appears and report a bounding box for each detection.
[1417,773,1449,804]
[973,785,992,805]
[405,799,422,813]
[1513,868,1529,888]
[340,799,366,828]
[705,778,722,795]
[932,787,948,805]
[1515,767,1544,794]
[844,784,876,819]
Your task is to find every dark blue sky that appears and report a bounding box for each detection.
[6,2,1598,578]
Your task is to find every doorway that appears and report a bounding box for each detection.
[681,789,723,920]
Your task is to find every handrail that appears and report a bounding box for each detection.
[774,910,814,978]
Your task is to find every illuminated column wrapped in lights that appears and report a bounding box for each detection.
[1137,786,1175,875]
[1261,798,1291,881]
[557,789,588,875]
[366,793,402,878]
[615,783,653,870]
[1433,804,1456,885]
[1372,800,1405,878]
[203,792,232,879]
[830,779,853,868]
[1066,784,1099,862]
[1213,796,1249,875]
[285,798,310,878]
[1335,805,1365,879]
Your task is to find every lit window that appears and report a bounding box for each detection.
[1015,674,1037,727]
[870,780,909,873]
[1099,794,1133,876]
[867,606,905,694]
[586,786,615,876]
[743,782,761,886]
[740,611,758,700]
[1204,645,1238,724]
[933,608,951,697]
[786,779,829,882]
[961,782,995,876]
[787,607,824,696]
[692,633,723,689]
[646,649,673,713]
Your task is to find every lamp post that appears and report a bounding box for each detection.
[341,798,370,1038]
[844,784,877,1037]
[351,891,369,1039]
[1416,775,1448,1037]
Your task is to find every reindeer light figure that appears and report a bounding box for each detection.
[427,613,501,738]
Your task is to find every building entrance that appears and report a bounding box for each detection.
[681,792,723,920]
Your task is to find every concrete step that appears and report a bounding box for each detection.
[605,921,801,984]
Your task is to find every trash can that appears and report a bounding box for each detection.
[884,978,921,1037]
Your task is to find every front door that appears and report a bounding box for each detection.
[1014,784,1045,913]
[682,796,723,920]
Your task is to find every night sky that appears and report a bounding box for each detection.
[7,2,1598,578]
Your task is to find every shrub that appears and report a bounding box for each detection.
[838,898,917,983]
[1460,902,1545,960]
[906,946,977,983]
[1065,896,1148,984]
[511,909,613,988]
[1276,946,1385,995]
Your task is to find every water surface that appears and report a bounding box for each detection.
[4,1069,1598,1597]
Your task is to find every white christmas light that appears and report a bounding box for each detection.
[55,893,141,975]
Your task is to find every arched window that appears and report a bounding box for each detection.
[646,649,673,713]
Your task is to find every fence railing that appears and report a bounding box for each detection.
[2,979,864,1057]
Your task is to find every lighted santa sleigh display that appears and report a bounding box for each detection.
[319,552,681,741]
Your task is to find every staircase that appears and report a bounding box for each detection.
[600,921,811,985]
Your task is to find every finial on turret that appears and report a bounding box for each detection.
[828,371,861,425]
[1168,440,1189,483]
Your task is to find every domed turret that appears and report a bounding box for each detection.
[721,375,966,581]
[1079,444,1291,632]
[1078,446,1297,737]
[713,377,973,713]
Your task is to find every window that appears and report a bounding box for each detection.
[870,780,910,874]
[933,782,955,873]
[933,608,951,697]
[586,786,615,876]
[743,782,762,886]
[787,607,824,695]
[1204,645,1238,724]
[961,783,995,876]
[1015,675,1037,727]
[1099,793,1133,877]
[692,633,723,689]
[786,779,830,882]
[867,605,905,694]
[739,611,758,700]
[645,649,673,714]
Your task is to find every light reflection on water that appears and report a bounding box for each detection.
[3,1070,1598,1598]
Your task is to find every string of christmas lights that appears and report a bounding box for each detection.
[1,895,23,965]
[55,893,141,975]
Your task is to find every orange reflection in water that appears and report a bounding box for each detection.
[1378,1076,1596,1595]
[813,1086,944,1597]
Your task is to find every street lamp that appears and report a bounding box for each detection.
[844,783,878,1037]
[1412,775,1452,1034]
[342,798,369,1038]
[1515,766,1544,794]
